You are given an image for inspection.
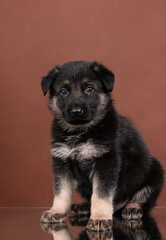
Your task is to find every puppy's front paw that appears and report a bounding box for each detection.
[86,219,112,231]
[122,203,143,220]
[40,210,66,223]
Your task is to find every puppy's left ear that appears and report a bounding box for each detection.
[90,62,114,92]
[41,66,60,96]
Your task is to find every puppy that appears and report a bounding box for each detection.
[40,61,164,231]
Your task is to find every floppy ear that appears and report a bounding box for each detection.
[90,61,114,92]
[41,66,60,96]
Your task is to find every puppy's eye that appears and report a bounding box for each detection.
[84,86,94,95]
[60,88,68,96]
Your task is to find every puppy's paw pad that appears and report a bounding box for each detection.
[40,211,66,223]
[122,203,143,220]
[86,219,112,231]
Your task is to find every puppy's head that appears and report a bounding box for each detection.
[41,61,114,130]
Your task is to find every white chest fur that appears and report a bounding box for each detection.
[51,140,109,161]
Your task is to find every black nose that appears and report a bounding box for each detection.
[70,107,84,116]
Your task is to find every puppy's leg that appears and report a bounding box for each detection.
[41,175,75,223]
[122,186,152,220]
[86,174,114,231]
[122,157,164,220]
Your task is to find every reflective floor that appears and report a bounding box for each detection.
[0,207,165,240]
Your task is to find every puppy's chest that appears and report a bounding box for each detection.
[51,138,109,167]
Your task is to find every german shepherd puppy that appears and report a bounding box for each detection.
[40,61,164,231]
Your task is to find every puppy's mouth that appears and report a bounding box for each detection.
[66,118,92,125]
[63,112,94,125]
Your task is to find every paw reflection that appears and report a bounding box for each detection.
[40,214,161,240]
[122,219,143,231]
[86,229,113,240]
[40,222,72,240]
[40,221,67,233]
[69,214,89,227]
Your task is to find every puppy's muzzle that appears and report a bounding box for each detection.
[65,103,93,124]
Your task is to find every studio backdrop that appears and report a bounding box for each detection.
[0,0,165,206]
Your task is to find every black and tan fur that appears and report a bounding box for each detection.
[40,61,164,231]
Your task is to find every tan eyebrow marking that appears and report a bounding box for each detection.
[64,80,70,85]
[82,78,89,84]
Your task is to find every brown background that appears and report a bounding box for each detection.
[0,0,165,207]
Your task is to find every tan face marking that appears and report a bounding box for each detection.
[64,80,70,85]
[81,78,89,83]
[49,97,61,114]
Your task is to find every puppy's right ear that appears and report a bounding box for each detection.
[41,66,60,96]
